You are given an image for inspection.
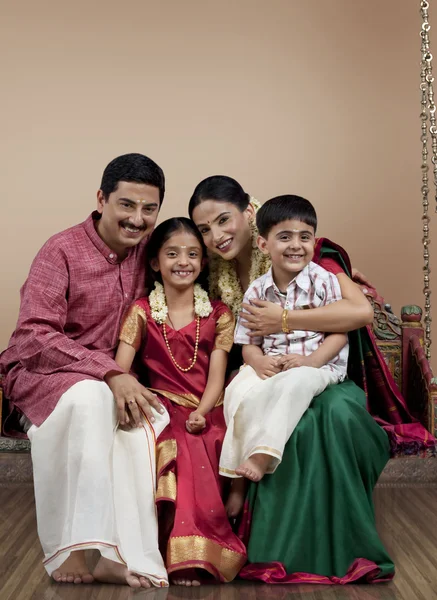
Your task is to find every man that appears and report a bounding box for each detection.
[0,154,170,588]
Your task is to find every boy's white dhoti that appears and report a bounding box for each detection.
[27,380,170,587]
[219,365,340,476]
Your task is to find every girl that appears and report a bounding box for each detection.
[188,175,431,584]
[115,217,246,586]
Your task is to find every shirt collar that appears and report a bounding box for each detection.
[81,212,121,264]
[264,263,313,294]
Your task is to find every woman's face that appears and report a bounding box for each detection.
[191,200,254,261]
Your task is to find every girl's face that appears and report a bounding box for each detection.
[151,230,203,290]
[191,200,254,261]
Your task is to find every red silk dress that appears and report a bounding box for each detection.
[119,298,247,582]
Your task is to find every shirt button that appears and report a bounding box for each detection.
[109,253,114,259]
[125,293,128,298]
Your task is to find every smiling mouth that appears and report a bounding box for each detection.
[121,223,145,234]
[172,271,194,277]
[217,238,233,251]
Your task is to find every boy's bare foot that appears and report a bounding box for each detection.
[235,453,272,482]
[93,556,151,588]
[226,478,246,518]
[52,550,94,584]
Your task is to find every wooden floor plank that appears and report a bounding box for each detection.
[1,484,437,600]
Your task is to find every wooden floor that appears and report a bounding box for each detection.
[1,484,437,600]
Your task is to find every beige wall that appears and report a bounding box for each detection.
[1,1,437,368]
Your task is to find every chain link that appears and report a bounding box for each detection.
[420,0,435,359]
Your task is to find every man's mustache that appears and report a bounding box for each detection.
[120,221,147,231]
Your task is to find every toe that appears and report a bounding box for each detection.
[73,574,82,584]
[81,573,94,584]
[126,575,142,588]
[192,580,201,586]
[139,576,151,588]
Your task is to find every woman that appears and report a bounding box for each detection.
[189,175,433,585]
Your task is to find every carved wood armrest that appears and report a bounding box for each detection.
[406,333,437,435]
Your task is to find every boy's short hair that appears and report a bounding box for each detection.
[256,195,317,238]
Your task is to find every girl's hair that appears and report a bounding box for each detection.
[146,217,208,288]
[188,175,250,218]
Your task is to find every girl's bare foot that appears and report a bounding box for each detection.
[235,453,272,482]
[172,568,201,586]
[93,556,151,588]
[52,550,94,584]
[172,578,201,586]
[226,478,246,518]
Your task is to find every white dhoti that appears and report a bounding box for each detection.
[219,365,340,477]
[27,379,170,587]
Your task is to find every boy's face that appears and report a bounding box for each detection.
[258,219,315,278]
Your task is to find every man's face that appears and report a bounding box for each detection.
[96,181,160,257]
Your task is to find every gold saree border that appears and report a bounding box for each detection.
[149,388,224,408]
[156,438,177,475]
[156,471,177,502]
[167,535,246,582]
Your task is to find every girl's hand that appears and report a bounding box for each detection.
[186,411,206,434]
[240,300,283,337]
[281,354,313,371]
[253,355,283,380]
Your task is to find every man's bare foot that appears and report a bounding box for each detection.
[226,478,247,518]
[235,453,272,482]
[52,550,94,584]
[93,556,151,588]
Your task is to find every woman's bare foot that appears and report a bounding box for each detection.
[93,556,151,588]
[235,453,271,482]
[52,550,94,584]
[226,478,247,518]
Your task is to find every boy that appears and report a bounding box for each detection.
[219,195,349,493]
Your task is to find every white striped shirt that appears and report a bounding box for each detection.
[234,262,349,379]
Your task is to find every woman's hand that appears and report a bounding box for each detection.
[240,300,283,337]
[186,411,206,434]
[351,268,374,289]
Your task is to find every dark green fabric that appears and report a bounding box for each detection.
[246,379,395,579]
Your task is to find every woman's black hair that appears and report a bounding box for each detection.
[188,175,250,218]
[146,217,208,288]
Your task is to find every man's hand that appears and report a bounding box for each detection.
[240,300,283,337]
[281,354,313,371]
[252,355,283,380]
[186,411,206,434]
[105,372,165,427]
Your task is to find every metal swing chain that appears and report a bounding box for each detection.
[420,0,436,359]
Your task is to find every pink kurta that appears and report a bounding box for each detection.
[0,213,148,426]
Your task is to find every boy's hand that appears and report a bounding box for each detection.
[253,355,283,380]
[186,411,206,434]
[281,354,314,371]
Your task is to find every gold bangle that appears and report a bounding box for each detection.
[282,309,291,334]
